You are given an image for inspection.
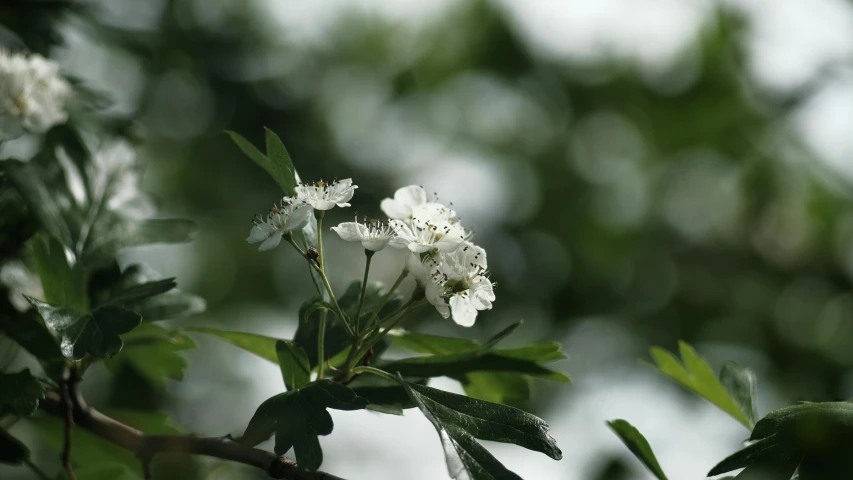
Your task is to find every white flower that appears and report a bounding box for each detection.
[381,185,455,220]
[426,243,495,327]
[389,215,467,254]
[331,217,406,252]
[247,202,312,251]
[287,179,357,210]
[0,50,70,139]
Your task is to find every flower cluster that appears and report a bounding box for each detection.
[247,179,495,327]
[0,50,70,139]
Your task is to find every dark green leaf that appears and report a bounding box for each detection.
[381,348,571,383]
[0,311,63,362]
[82,218,197,270]
[720,361,759,428]
[105,278,177,305]
[241,380,368,471]
[276,340,311,391]
[264,128,298,196]
[226,129,297,196]
[606,420,668,480]
[31,233,87,312]
[100,264,205,322]
[106,324,195,385]
[27,297,141,360]
[399,377,561,480]
[388,330,479,355]
[183,327,278,363]
[351,384,417,415]
[649,342,752,428]
[2,160,74,247]
[338,280,403,326]
[0,369,45,416]
[0,427,28,465]
[459,372,530,407]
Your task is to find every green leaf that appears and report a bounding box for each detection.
[606,420,668,480]
[0,427,29,465]
[31,233,87,312]
[102,264,205,322]
[27,297,141,360]
[381,347,571,383]
[350,385,416,415]
[226,129,297,196]
[82,218,197,270]
[106,324,196,385]
[276,340,311,390]
[2,160,74,247]
[398,377,561,480]
[482,321,523,349]
[183,327,278,363]
[0,369,45,416]
[0,311,63,362]
[264,128,298,196]
[241,380,368,471]
[720,361,759,428]
[338,280,402,326]
[708,402,853,479]
[649,341,753,428]
[387,329,568,406]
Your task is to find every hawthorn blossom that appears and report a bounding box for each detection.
[287,179,357,210]
[331,217,406,252]
[0,50,70,139]
[389,215,467,254]
[381,185,455,220]
[247,202,312,251]
[426,242,495,327]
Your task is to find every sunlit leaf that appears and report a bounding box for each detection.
[183,327,278,363]
[226,129,297,196]
[649,342,754,429]
[606,419,668,480]
[31,233,87,311]
[276,340,311,391]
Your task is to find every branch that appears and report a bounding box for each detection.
[39,391,346,480]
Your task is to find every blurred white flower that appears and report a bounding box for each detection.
[426,242,495,327]
[0,50,70,139]
[331,217,406,252]
[381,185,455,220]
[287,178,357,210]
[0,260,44,312]
[247,202,312,251]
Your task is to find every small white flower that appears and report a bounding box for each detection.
[331,217,406,252]
[381,185,455,220]
[247,202,312,251]
[0,50,70,139]
[287,179,357,210]
[389,215,468,254]
[426,243,495,327]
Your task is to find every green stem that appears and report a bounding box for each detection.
[285,235,355,338]
[316,211,325,269]
[354,250,375,333]
[349,298,429,371]
[352,366,397,382]
[365,268,408,332]
[317,311,327,379]
[24,458,52,480]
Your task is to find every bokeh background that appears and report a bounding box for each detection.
[5,0,853,478]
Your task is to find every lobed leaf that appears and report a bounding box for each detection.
[101,264,205,322]
[241,380,368,471]
[226,129,298,196]
[276,340,311,391]
[606,419,668,480]
[31,233,88,312]
[0,369,45,416]
[106,324,196,385]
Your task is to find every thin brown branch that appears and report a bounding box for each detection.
[39,390,346,480]
[59,381,76,480]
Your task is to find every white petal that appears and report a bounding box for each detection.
[309,199,337,210]
[331,222,366,242]
[449,295,477,327]
[247,224,273,243]
[435,235,464,253]
[362,237,391,251]
[258,233,283,251]
[388,236,410,249]
[283,205,313,232]
[408,242,432,253]
[394,185,427,208]
[406,253,428,284]
[381,198,412,219]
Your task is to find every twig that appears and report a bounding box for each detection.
[38,391,346,480]
[60,381,76,480]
